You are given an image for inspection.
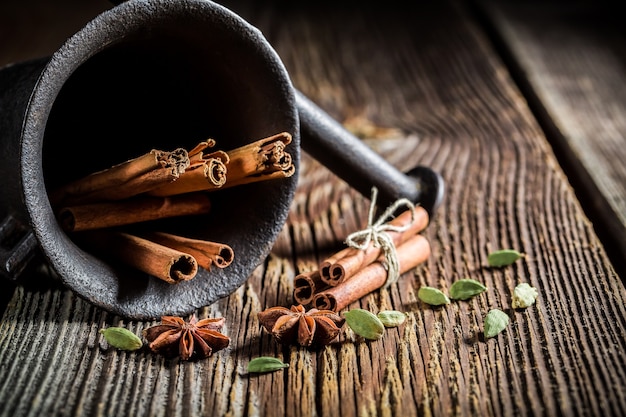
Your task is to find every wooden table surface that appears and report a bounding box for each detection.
[1,1,625,416]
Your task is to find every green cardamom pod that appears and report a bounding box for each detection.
[483,309,510,338]
[449,278,487,300]
[487,249,523,267]
[248,357,289,373]
[377,310,406,327]
[343,309,385,340]
[418,286,451,306]
[511,283,538,309]
[99,327,143,351]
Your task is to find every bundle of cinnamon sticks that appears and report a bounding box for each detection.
[51,132,294,284]
[293,203,431,312]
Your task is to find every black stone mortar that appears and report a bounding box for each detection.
[0,0,443,319]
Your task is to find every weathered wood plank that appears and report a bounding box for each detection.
[473,0,626,270]
[0,0,111,67]
[1,1,626,417]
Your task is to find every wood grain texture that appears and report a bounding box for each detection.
[0,0,111,67]
[473,0,626,270]
[1,1,626,416]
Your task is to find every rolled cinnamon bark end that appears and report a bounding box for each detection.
[293,270,327,305]
[212,245,235,268]
[312,292,337,312]
[76,230,199,284]
[140,231,233,271]
[222,132,295,188]
[168,254,199,283]
[313,234,431,312]
[319,205,430,286]
[319,262,331,280]
[58,209,77,232]
[205,157,228,187]
[57,193,212,232]
[319,247,351,286]
[326,264,346,286]
[147,156,228,197]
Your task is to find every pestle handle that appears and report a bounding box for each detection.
[296,90,444,215]
[0,215,39,280]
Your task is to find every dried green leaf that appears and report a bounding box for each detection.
[343,309,385,340]
[487,249,523,267]
[99,327,143,351]
[512,283,538,309]
[484,309,509,338]
[418,286,451,306]
[377,310,406,327]
[449,279,487,300]
[248,357,289,373]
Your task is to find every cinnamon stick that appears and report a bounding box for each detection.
[76,230,198,284]
[57,193,212,232]
[140,231,234,270]
[50,147,190,206]
[312,234,431,312]
[147,151,229,197]
[221,132,295,188]
[293,270,329,305]
[319,206,429,286]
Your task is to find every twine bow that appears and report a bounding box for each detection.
[344,187,416,287]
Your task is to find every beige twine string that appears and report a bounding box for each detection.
[344,187,416,287]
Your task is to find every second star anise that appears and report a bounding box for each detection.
[257,304,345,348]
[143,315,230,360]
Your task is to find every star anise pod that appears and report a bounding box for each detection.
[143,315,230,360]
[257,304,345,348]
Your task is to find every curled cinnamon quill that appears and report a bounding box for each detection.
[76,230,198,284]
[50,147,190,206]
[147,150,229,196]
[222,132,295,188]
[293,270,328,305]
[140,231,234,270]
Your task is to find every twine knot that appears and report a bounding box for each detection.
[344,187,416,287]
